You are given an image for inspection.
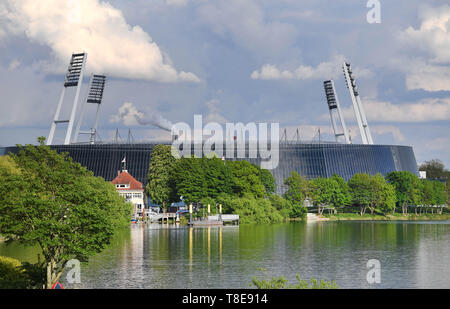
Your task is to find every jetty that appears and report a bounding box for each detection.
[188,214,240,227]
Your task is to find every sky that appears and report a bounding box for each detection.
[0,0,449,167]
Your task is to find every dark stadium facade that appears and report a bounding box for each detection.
[0,142,419,193]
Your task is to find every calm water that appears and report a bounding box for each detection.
[1,221,450,289]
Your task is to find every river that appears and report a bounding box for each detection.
[1,221,449,289]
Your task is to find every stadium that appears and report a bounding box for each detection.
[0,53,419,193]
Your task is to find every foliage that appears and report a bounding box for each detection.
[283,171,308,217]
[251,274,338,289]
[226,195,285,224]
[419,159,449,180]
[146,145,178,208]
[283,171,309,203]
[348,173,372,215]
[0,256,45,289]
[0,256,29,289]
[0,155,19,176]
[386,171,419,215]
[310,176,352,215]
[227,160,266,198]
[268,194,293,219]
[259,168,276,195]
[0,140,132,289]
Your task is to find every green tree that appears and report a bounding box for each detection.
[0,141,132,289]
[310,176,352,215]
[419,159,449,180]
[268,194,293,219]
[146,145,178,209]
[202,157,233,198]
[227,160,266,198]
[226,195,284,224]
[386,171,419,215]
[348,173,372,216]
[172,156,207,204]
[259,168,276,195]
[379,182,397,214]
[310,177,336,215]
[329,174,352,211]
[283,171,308,218]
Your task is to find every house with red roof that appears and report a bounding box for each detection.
[111,168,145,220]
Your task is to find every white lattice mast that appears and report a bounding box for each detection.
[47,53,87,145]
[323,80,350,144]
[342,61,374,145]
[73,74,107,144]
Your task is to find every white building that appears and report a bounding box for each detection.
[111,169,145,220]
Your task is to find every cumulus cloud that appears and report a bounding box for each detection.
[251,56,371,81]
[403,61,450,92]
[401,5,450,64]
[110,102,173,131]
[166,0,189,7]
[204,99,228,124]
[8,59,20,72]
[0,0,199,82]
[370,125,405,143]
[197,0,297,57]
[399,4,450,91]
[339,98,450,123]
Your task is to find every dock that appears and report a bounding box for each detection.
[188,214,240,226]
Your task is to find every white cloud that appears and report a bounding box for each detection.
[399,4,450,91]
[371,125,405,143]
[204,99,228,124]
[339,98,450,123]
[251,56,369,81]
[166,0,189,7]
[197,0,297,56]
[0,0,199,82]
[401,5,450,64]
[404,61,450,92]
[8,59,20,71]
[110,102,173,131]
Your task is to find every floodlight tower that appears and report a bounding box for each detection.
[47,53,87,145]
[342,62,374,145]
[323,80,350,144]
[73,74,107,144]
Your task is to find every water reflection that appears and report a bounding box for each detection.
[1,221,449,288]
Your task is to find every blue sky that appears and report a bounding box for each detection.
[0,0,449,167]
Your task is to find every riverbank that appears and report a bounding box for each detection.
[323,213,450,221]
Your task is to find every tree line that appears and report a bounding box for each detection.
[147,145,449,222]
[285,170,447,216]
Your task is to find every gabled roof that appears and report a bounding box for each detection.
[111,170,143,191]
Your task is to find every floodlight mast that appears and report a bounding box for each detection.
[47,52,87,145]
[73,74,107,144]
[343,62,372,144]
[323,80,350,144]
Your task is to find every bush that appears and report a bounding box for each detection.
[228,195,284,224]
[0,256,29,289]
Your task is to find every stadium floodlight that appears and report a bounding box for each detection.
[342,61,374,145]
[47,52,88,145]
[323,80,350,144]
[74,74,107,144]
